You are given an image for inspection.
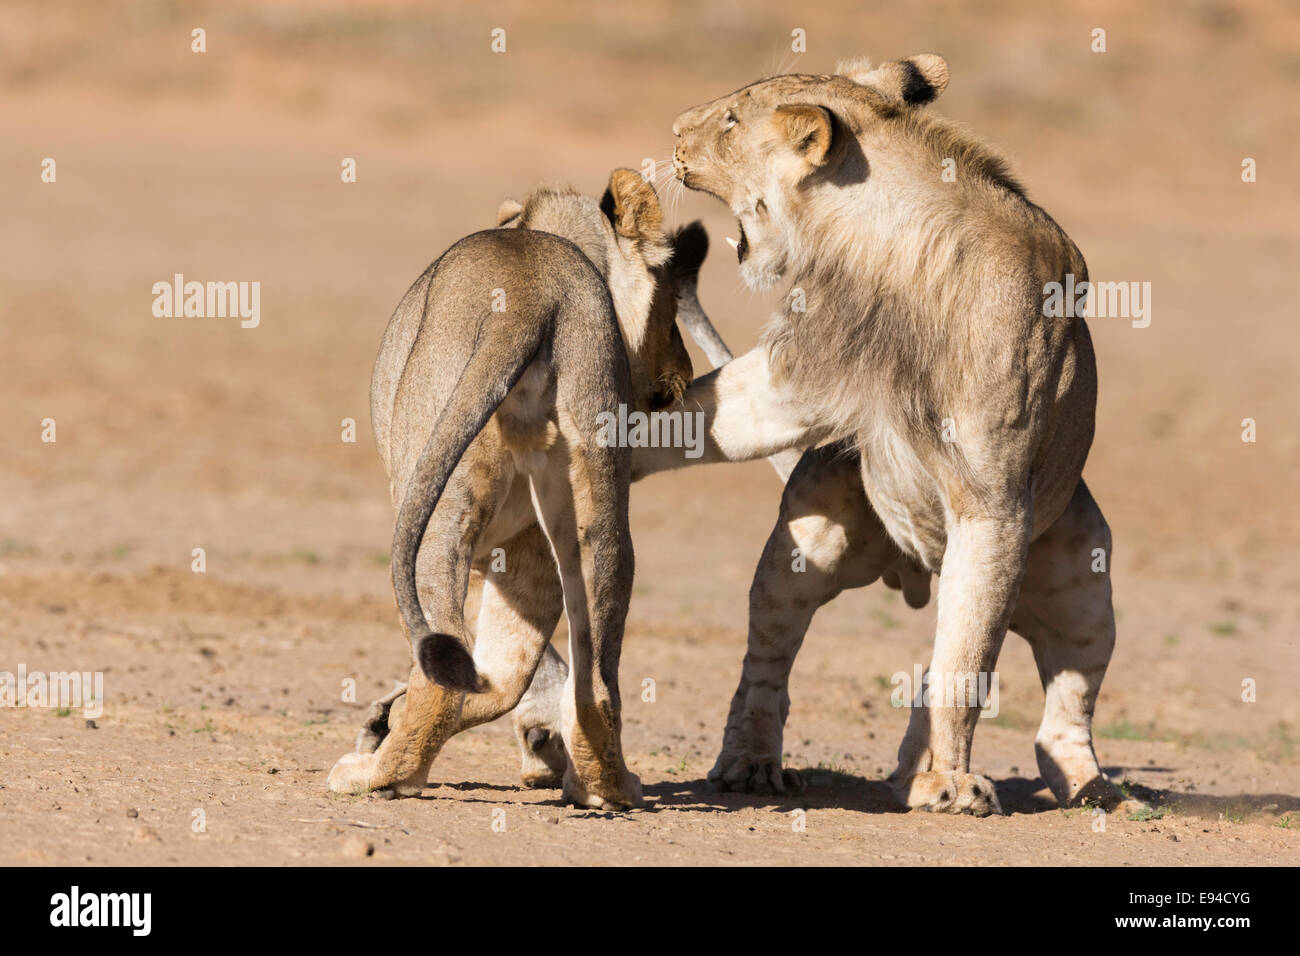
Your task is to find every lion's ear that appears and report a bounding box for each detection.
[840,53,948,107]
[496,199,524,227]
[601,168,664,243]
[772,104,834,172]
[897,54,949,104]
[669,221,708,280]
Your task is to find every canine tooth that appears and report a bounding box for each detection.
[725,236,739,250]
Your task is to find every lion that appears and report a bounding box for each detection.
[629,53,1128,816]
[326,170,706,810]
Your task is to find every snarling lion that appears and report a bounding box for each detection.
[634,54,1127,816]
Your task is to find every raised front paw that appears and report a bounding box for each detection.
[707,749,804,795]
[894,770,1003,817]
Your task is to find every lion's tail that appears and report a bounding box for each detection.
[390,313,552,693]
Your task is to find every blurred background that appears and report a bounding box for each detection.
[1,0,1298,863]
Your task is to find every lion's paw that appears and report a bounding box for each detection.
[328,752,379,795]
[562,766,642,811]
[1068,775,1146,814]
[518,727,566,789]
[895,770,1003,817]
[707,750,804,795]
[327,751,424,798]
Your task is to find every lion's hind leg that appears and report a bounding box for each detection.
[1011,479,1134,811]
[328,451,502,797]
[457,522,568,789]
[528,418,640,811]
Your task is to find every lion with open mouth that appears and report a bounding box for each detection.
[637,54,1128,816]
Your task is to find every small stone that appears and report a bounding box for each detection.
[84,719,98,729]
[126,808,139,818]
[341,836,374,858]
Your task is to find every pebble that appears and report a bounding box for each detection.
[341,836,374,858]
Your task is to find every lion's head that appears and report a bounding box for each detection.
[495,170,702,411]
[671,54,968,290]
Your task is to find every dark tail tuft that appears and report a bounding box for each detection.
[416,633,483,692]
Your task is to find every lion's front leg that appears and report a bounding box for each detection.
[631,346,829,480]
[889,511,1031,817]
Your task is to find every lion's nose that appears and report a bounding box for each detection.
[672,108,701,137]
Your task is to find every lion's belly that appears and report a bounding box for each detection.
[856,431,949,572]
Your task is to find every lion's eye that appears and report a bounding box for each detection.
[723,109,738,130]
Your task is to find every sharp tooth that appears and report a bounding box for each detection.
[725,236,739,250]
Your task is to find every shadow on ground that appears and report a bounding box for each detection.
[634,772,1300,824]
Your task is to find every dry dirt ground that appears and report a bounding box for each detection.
[1,0,1298,865]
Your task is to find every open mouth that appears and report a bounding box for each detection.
[723,223,749,264]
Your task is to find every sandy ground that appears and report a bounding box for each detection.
[1,0,1298,865]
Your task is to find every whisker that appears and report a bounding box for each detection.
[777,46,803,77]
